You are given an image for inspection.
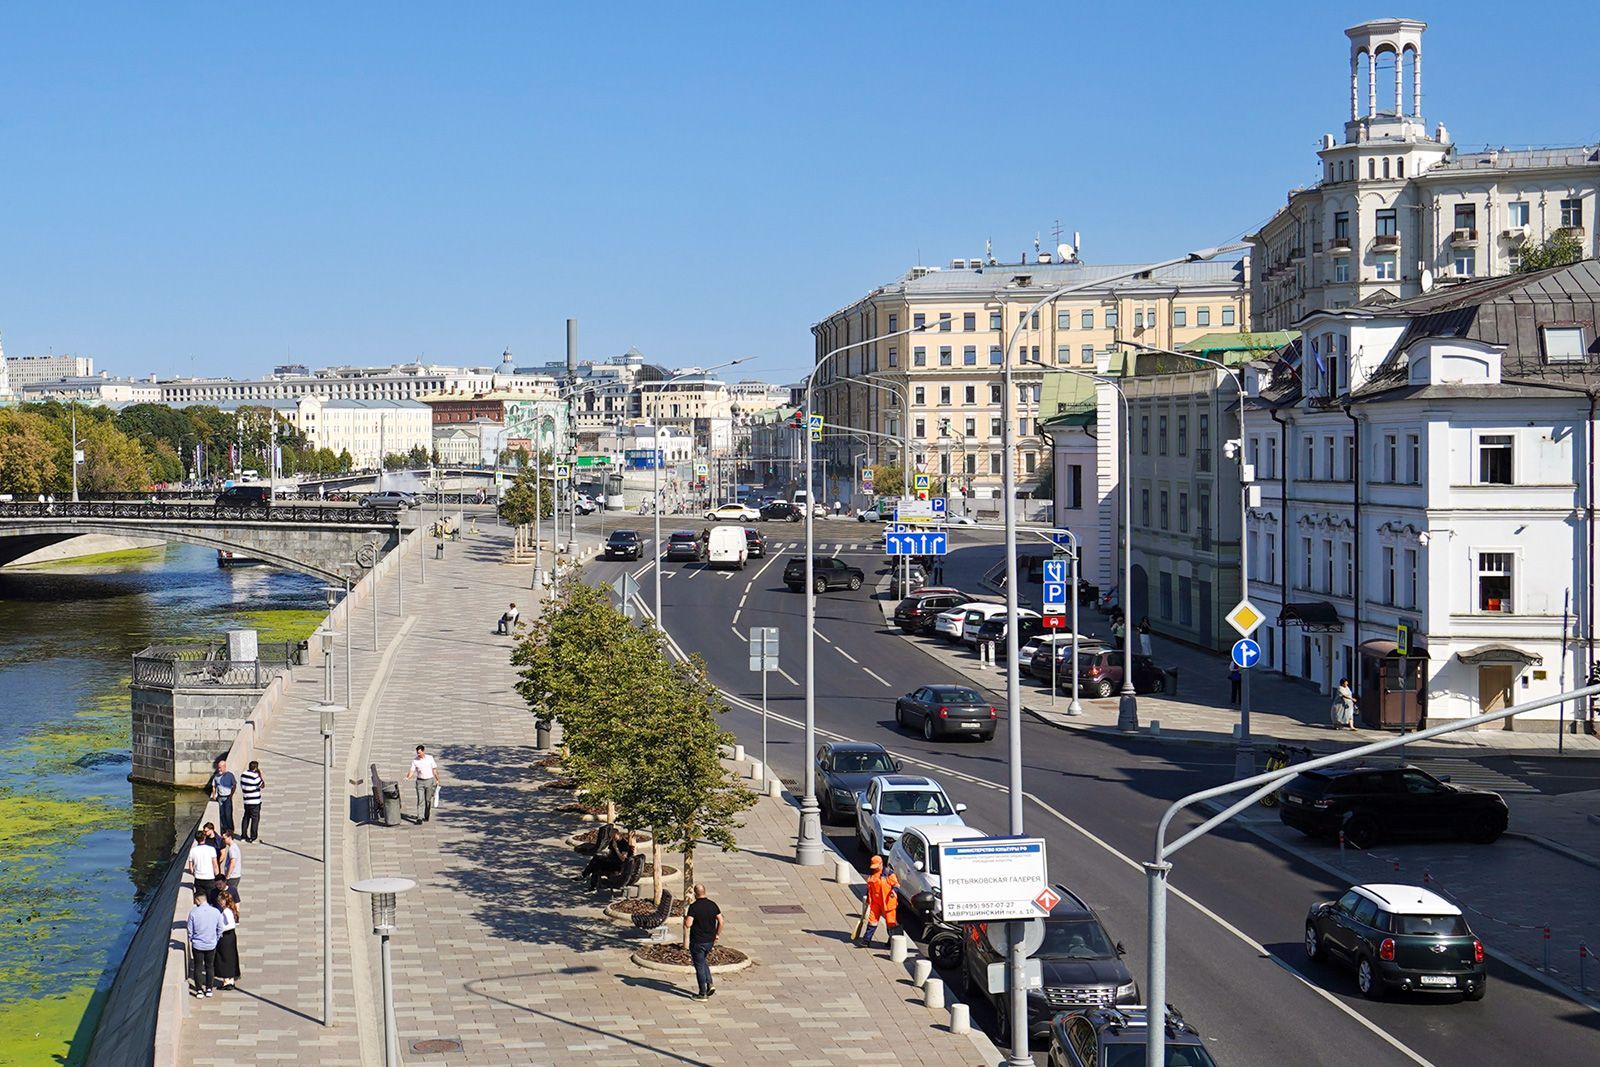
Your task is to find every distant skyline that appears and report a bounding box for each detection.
[3,1,1597,385]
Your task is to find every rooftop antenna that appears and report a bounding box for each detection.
[1051,219,1065,245]
[1034,234,1042,254]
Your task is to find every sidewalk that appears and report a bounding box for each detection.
[179,521,999,1066]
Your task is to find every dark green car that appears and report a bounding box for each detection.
[1305,883,1486,1000]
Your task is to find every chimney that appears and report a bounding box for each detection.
[566,318,578,378]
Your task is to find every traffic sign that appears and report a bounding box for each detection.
[808,413,824,441]
[861,467,875,491]
[937,838,1050,922]
[913,473,931,500]
[1042,581,1067,613]
[886,530,948,556]
[1042,560,1067,584]
[748,626,779,672]
[1033,887,1062,913]
[895,499,936,525]
[610,572,639,604]
[1049,531,1073,547]
[555,463,571,479]
[930,496,947,515]
[1396,622,1410,656]
[1231,637,1262,670]
[1225,599,1265,637]
[1041,615,1067,630]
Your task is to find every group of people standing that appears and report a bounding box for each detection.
[185,758,264,998]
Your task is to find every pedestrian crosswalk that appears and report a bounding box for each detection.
[1408,757,1537,794]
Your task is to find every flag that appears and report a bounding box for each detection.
[1310,338,1327,376]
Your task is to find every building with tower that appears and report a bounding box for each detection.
[1251,18,1599,334]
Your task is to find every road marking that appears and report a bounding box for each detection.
[738,593,748,608]
[731,609,741,627]
[836,648,859,664]
[817,632,832,644]
[863,668,892,687]
[776,667,798,686]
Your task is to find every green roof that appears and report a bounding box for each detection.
[1038,371,1098,428]
[1177,331,1299,365]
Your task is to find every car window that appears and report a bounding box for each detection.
[1067,1017,1098,1061]
[832,751,894,773]
[1037,918,1116,959]
[1393,913,1469,936]
[1374,910,1391,932]
[1336,890,1363,915]
[1402,770,1449,795]
[905,835,924,867]
[930,688,983,704]
[817,747,830,769]
[877,789,954,816]
[1105,1047,1217,1067]
[1351,897,1379,926]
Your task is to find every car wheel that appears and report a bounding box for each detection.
[993,991,1011,1044]
[1149,672,1166,694]
[814,578,827,594]
[1304,924,1326,962]
[1093,679,1114,698]
[847,576,862,591]
[923,717,936,741]
[1342,814,1378,851]
[1468,814,1506,844]
[1357,956,1385,999]
[895,703,905,728]
[928,930,963,970]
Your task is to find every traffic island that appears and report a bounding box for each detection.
[629,943,752,975]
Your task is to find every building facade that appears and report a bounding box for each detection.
[16,375,161,405]
[1251,18,1600,331]
[159,355,554,407]
[291,397,432,469]
[5,353,94,390]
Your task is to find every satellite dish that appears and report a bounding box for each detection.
[1419,268,1434,290]
[1056,243,1077,264]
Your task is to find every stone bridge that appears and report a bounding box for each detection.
[0,501,402,580]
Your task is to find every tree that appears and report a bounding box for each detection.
[0,410,68,495]
[1515,231,1584,273]
[868,463,904,497]
[74,415,151,492]
[336,449,354,473]
[383,452,408,471]
[498,469,551,525]
[407,444,430,468]
[143,439,186,484]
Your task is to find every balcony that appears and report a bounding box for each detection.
[1289,246,1306,263]
[1451,228,1479,245]
[1373,233,1400,248]
[1557,225,1587,239]
[1328,236,1352,252]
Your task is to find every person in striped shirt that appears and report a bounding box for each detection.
[239,761,265,843]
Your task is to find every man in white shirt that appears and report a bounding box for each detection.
[404,744,444,823]
[186,829,221,902]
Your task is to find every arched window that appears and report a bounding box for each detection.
[1338,161,1346,182]
[1383,158,1391,179]
[1397,158,1404,178]
[1368,158,1376,180]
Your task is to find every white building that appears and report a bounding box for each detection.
[433,419,503,467]
[18,375,161,405]
[1252,18,1600,332]
[291,397,432,469]
[5,353,94,390]
[159,356,553,407]
[1248,259,1600,734]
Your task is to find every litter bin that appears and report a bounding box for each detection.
[294,639,310,666]
[380,781,403,826]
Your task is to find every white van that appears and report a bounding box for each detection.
[707,525,749,570]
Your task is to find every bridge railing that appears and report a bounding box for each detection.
[132,642,297,689]
[0,501,400,525]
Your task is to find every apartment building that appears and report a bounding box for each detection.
[1251,18,1599,331]
[5,352,94,390]
[17,375,161,405]
[160,352,554,406]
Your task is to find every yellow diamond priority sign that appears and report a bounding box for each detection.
[1225,599,1264,637]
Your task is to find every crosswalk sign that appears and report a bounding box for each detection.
[808,413,824,441]
[913,473,931,500]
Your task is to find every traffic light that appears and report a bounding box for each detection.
[787,410,805,429]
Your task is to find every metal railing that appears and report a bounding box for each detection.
[0,501,399,525]
[132,642,296,689]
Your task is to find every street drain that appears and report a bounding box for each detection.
[759,904,805,914]
[411,1038,464,1054]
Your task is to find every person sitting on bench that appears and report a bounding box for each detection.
[583,831,637,890]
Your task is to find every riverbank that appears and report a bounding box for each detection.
[2,535,167,568]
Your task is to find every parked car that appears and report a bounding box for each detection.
[888,824,990,920]
[359,491,415,511]
[707,525,748,569]
[1072,649,1168,697]
[960,885,1138,1043]
[216,485,272,507]
[895,685,998,741]
[603,529,644,560]
[760,500,800,522]
[706,502,760,522]
[856,506,882,522]
[893,588,971,633]
[932,601,1000,642]
[1047,1006,1218,1067]
[889,562,929,598]
[743,527,766,558]
[1277,763,1509,849]
[664,530,704,562]
[783,556,865,593]
[969,612,1045,654]
[1305,883,1486,1000]
[855,774,968,858]
[1021,633,1094,678]
[574,494,599,515]
[814,742,899,823]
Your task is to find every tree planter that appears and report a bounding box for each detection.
[604,898,685,924]
[559,802,607,817]
[567,829,653,851]
[630,943,751,974]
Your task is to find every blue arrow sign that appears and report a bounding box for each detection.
[886,531,948,556]
[1231,638,1262,670]
[1042,560,1067,584]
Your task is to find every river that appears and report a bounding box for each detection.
[0,543,325,1067]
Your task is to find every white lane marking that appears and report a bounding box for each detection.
[836,648,860,664]
[817,632,832,644]
[723,571,736,580]
[731,609,741,627]
[738,593,748,608]
[776,667,799,686]
[863,668,892,687]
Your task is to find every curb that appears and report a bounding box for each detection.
[629,949,754,976]
[1501,830,1600,872]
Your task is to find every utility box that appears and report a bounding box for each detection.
[227,629,258,662]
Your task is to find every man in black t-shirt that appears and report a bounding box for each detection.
[682,883,723,999]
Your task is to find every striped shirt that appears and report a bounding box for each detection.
[239,770,263,806]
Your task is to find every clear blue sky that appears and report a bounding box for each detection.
[3,1,1595,385]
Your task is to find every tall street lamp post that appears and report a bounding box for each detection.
[314,701,345,1025]
[351,877,416,1067]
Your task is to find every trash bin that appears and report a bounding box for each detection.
[380,781,403,827]
[294,639,310,666]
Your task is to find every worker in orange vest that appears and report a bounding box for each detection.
[857,855,900,946]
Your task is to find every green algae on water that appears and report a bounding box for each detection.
[0,985,102,1067]
[232,607,326,644]
[15,545,169,569]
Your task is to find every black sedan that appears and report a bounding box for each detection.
[760,501,800,522]
[663,530,704,562]
[894,685,997,741]
[814,742,900,823]
[743,527,766,558]
[1278,763,1508,849]
[1305,883,1486,1000]
[603,529,644,560]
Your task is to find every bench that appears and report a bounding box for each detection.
[598,853,645,897]
[633,889,674,943]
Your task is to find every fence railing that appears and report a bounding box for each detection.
[132,642,297,689]
[0,501,399,525]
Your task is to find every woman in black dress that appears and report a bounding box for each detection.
[214,886,242,989]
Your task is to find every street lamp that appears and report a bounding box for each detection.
[1115,339,1256,779]
[351,876,416,1067]
[313,701,345,1026]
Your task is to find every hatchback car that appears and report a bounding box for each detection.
[1305,883,1486,1000]
[742,527,766,558]
[1047,1006,1219,1067]
[1277,763,1508,849]
[893,589,970,633]
[895,685,998,741]
[1021,634,1094,678]
[960,884,1138,1042]
[1072,649,1167,697]
[970,613,1045,656]
[814,742,899,823]
[854,774,968,858]
[783,556,865,593]
[664,530,704,562]
[887,824,990,921]
[603,529,644,560]
[706,502,759,522]
[760,500,800,522]
[932,601,1000,642]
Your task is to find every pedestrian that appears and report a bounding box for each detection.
[857,855,899,946]
[185,889,224,998]
[1334,677,1358,731]
[239,760,264,842]
[213,886,241,990]
[211,758,237,836]
[930,558,945,585]
[1228,666,1242,707]
[219,829,243,902]
[496,602,520,635]
[404,744,443,822]
[186,829,221,904]
[683,883,723,1000]
[833,499,843,517]
[583,830,636,890]
[1111,616,1126,644]
[1137,617,1153,656]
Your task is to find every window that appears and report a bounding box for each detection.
[1177,414,1188,456]
[1248,530,1259,578]
[963,345,977,365]
[990,453,1002,475]
[1158,415,1169,455]
[1454,247,1476,277]
[965,417,976,436]
[1406,433,1421,483]
[1478,434,1513,484]
[1198,494,1211,550]
[1478,552,1513,612]
[1333,256,1351,282]
[913,346,927,367]
[1106,308,1119,329]
[1323,539,1335,592]
[939,453,950,474]
[1135,309,1145,329]
[888,314,899,332]
[1382,158,1390,180]
[1141,488,1151,526]
[1019,416,1030,435]
[1081,345,1094,364]
[964,453,976,475]
[1382,546,1396,603]
[1140,416,1150,454]
[1058,309,1071,329]
[1198,413,1210,470]
[989,311,1002,330]
[1376,208,1398,236]
[1057,345,1070,364]
[1196,306,1211,326]
[1031,312,1040,329]
[1375,253,1397,280]
[964,385,976,404]
[1334,212,1350,241]
[1174,307,1187,327]
[1383,433,1397,482]
[1266,532,1277,578]
[1323,435,1335,480]
[914,386,926,405]
[1222,306,1235,326]
[1344,434,1355,480]
[963,312,976,331]
[914,418,925,438]
[1178,491,1189,533]
[1454,204,1476,232]
[1367,158,1376,180]
[1302,536,1314,589]
[1561,198,1583,230]
[1508,248,1524,272]
[939,346,953,366]
[939,386,951,406]
[1508,200,1530,227]
[1081,309,1095,329]
[1159,490,1169,530]
[887,346,897,367]
[990,417,1002,437]
[1024,451,1036,473]
[1403,547,1418,609]
[1542,326,1587,363]
[989,345,1002,365]
[1066,464,1083,509]
[1302,435,1315,480]
[938,313,952,332]
[1342,542,1354,596]
[913,313,926,329]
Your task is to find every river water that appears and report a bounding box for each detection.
[0,543,324,1066]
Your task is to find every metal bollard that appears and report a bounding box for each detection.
[948,1001,971,1034]
[923,977,944,1010]
[912,959,932,988]
[889,933,910,963]
[536,720,551,750]
[833,859,852,885]
[1338,830,1347,867]
[767,777,781,799]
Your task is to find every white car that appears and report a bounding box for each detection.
[706,502,760,522]
[961,605,1039,646]
[932,601,992,641]
[854,774,968,858]
[1019,632,1087,677]
[888,824,990,919]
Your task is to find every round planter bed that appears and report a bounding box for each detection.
[604,897,685,924]
[630,943,751,975]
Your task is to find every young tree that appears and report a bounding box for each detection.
[1515,231,1584,273]
[868,463,904,497]
[498,469,551,525]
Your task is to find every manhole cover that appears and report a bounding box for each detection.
[759,904,804,914]
[411,1038,464,1054]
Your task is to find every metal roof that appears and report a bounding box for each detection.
[890,259,1246,297]
[1428,144,1599,173]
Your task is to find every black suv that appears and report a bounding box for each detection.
[783,556,864,593]
[1305,883,1486,1000]
[960,884,1137,1042]
[604,529,643,560]
[972,615,1047,661]
[760,500,800,522]
[664,530,704,562]
[743,527,766,558]
[1048,1006,1219,1067]
[216,485,271,507]
[1277,763,1508,849]
[892,588,970,633]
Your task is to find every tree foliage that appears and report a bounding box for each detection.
[867,462,904,497]
[1515,231,1584,273]
[0,410,67,495]
[498,468,551,525]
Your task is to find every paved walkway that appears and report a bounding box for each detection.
[178,519,998,1066]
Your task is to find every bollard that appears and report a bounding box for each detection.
[923,977,945,1010]
[733,744,746,762]
[1338,830,1347,867]
[912,958,932,987]
[1392,859,1401,876]
[833,859,852,885]
[948,1002,970,1034]
[889,933,910,963]
[1149,720,1161,735]
[767,777,781,799]
[748,760,763,781]
[536,720,552,750]
[1544,926,1551,973]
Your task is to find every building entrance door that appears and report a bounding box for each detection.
[1478,665,1516,728]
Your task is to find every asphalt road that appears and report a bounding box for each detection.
[578,516,1600,1066]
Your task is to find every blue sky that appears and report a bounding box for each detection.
[3,1,1596,385]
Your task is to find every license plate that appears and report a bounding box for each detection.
[1419,975,1456,987]
[960,722,980,730]
[1284,795,1304,805]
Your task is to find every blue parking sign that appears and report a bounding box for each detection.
[931,497,947,514]
[1043,581,1067,605]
